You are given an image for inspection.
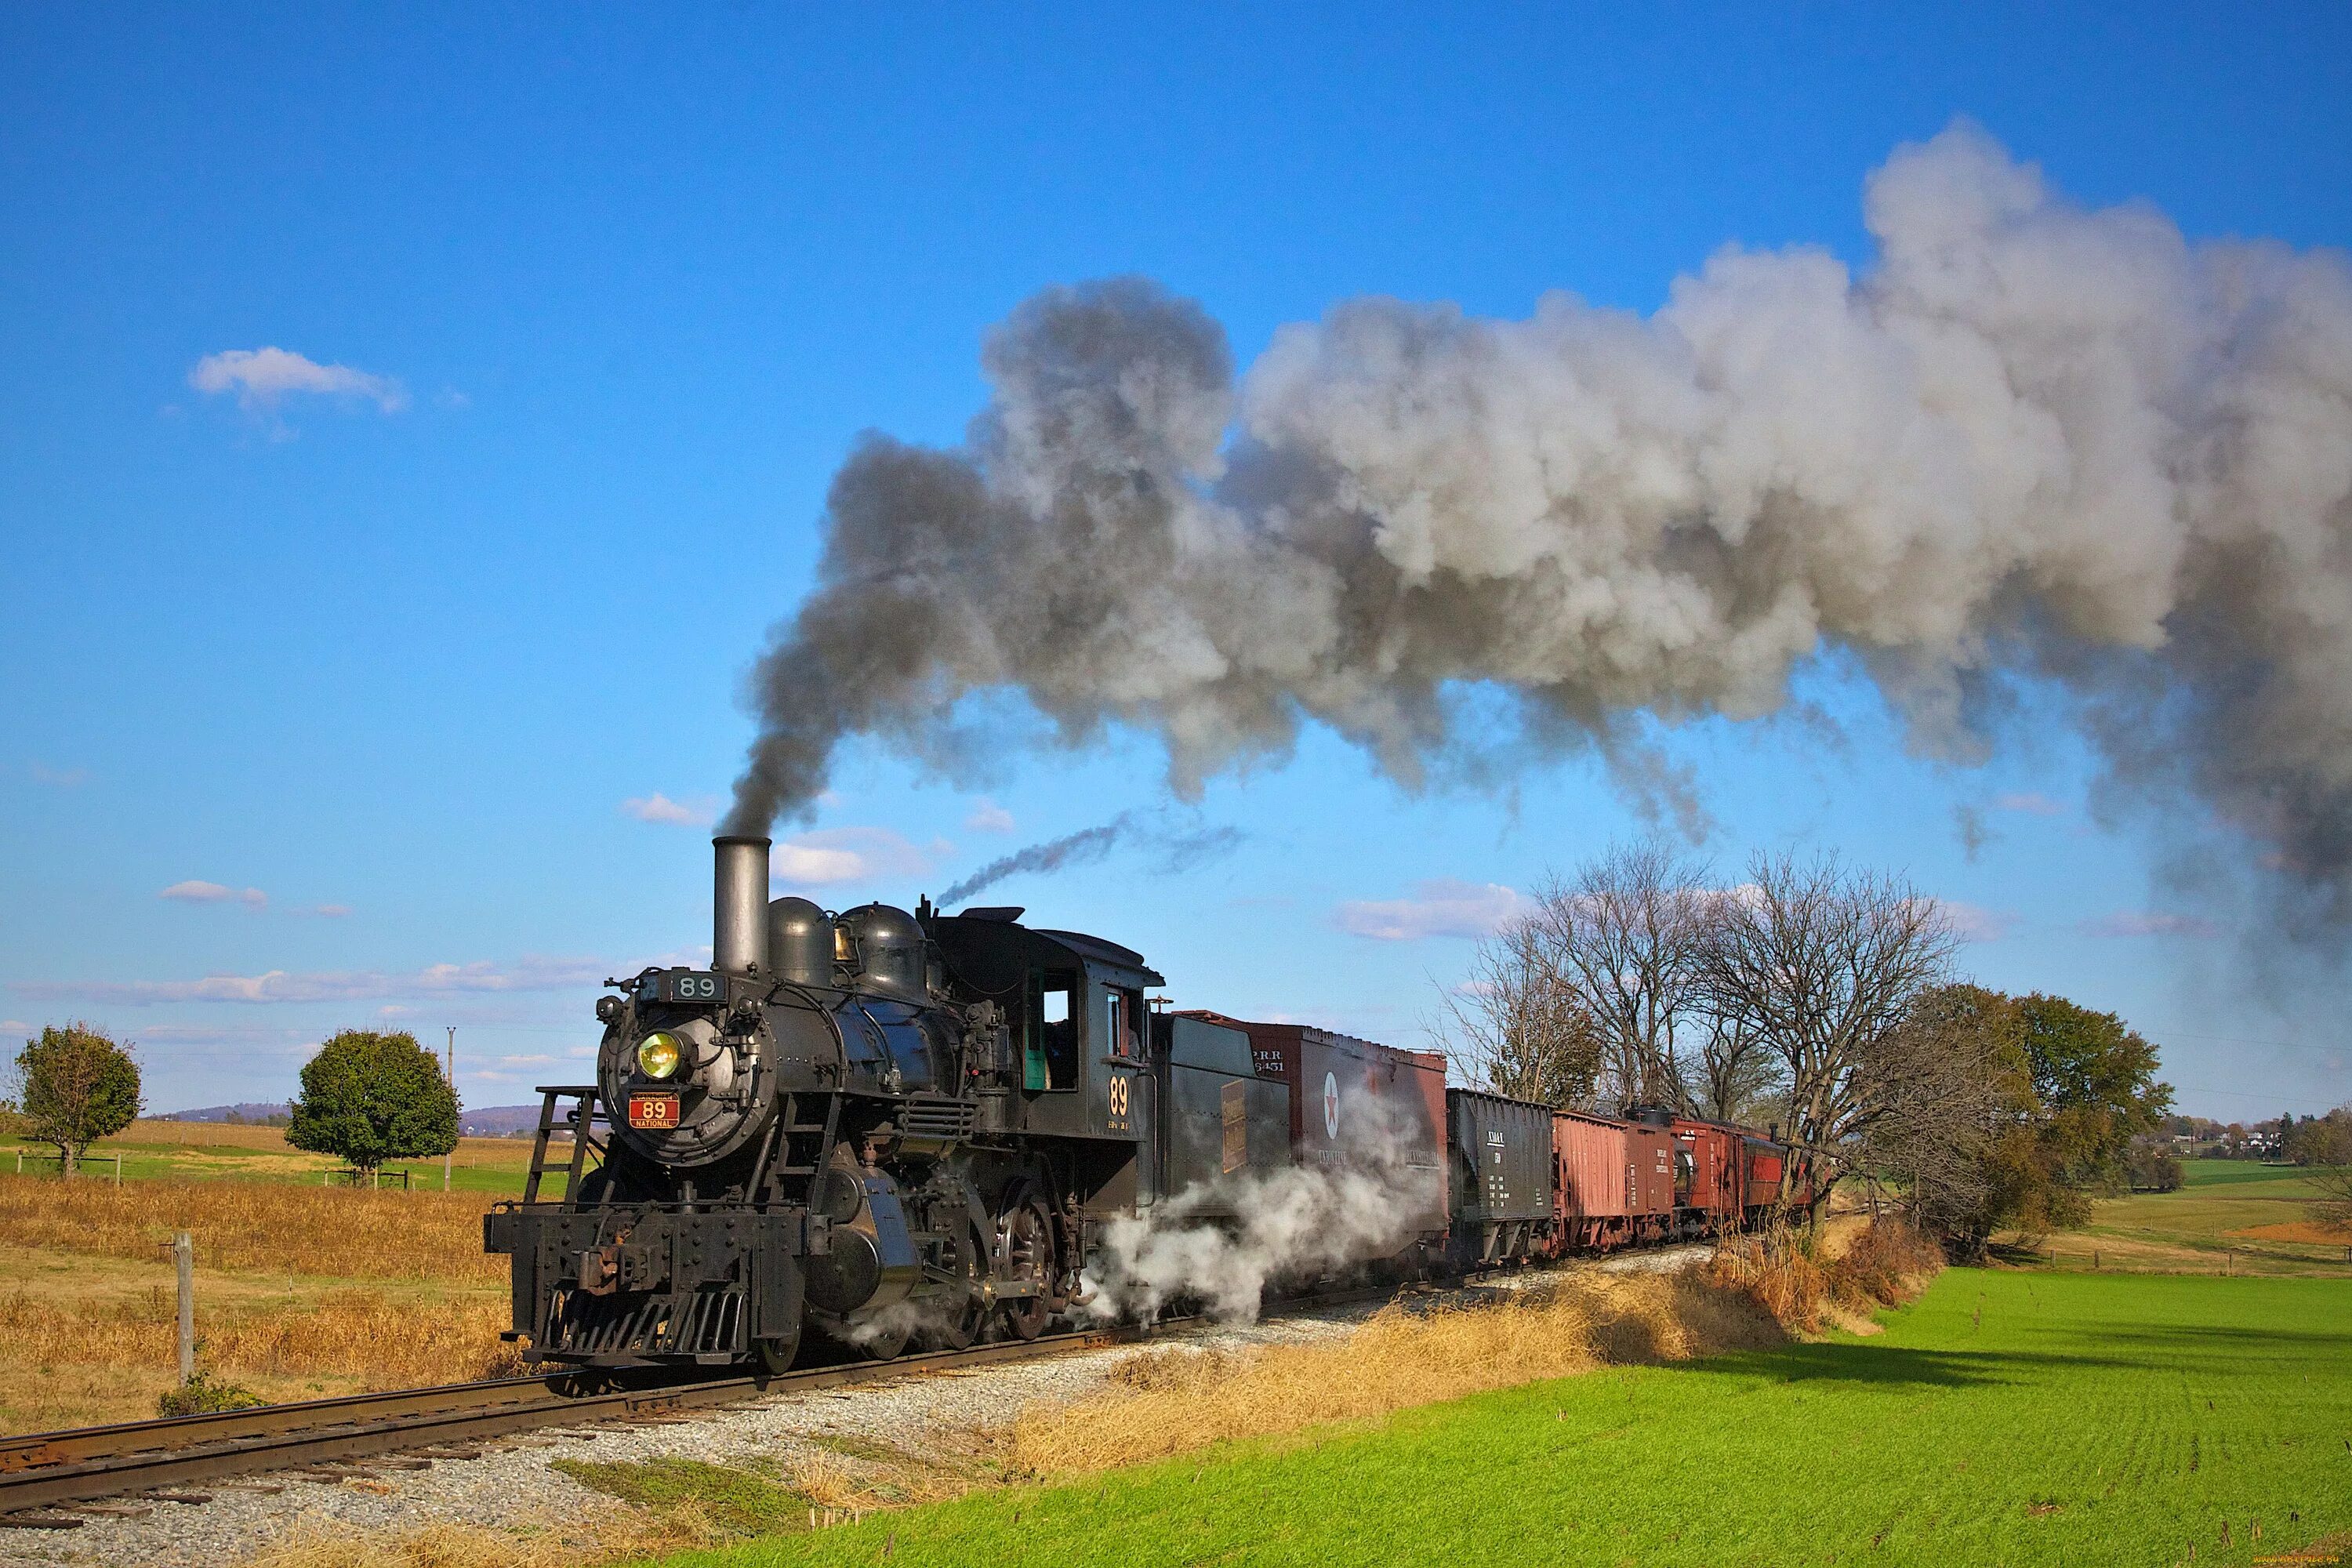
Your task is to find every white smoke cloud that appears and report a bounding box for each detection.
[770,826,947,888]
[158,880,267,909]
[1333,878,1526,941]
[728,121,2352,949]
[189,347,408,412]
[1082,1162,1431,1324]
[15,954,606,1006]
[622,792,714,826]
[1081,1076,1442,1323]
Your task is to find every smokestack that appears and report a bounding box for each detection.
[713,835,771,977]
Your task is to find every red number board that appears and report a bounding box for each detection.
[627,1092,681,1130]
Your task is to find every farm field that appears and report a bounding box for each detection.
[0,1116,565,1197]
[0,1166,520,1432]
[658,1267,2352,1568]
[2027,1160,2352,1276]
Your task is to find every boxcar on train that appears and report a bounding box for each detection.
[1189,1013,1451,1250]
[1152,1011,1294,1217]
[1445,1089,1554,1269]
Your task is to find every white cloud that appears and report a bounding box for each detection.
[1995,791,2067,816]
[13,953,606,1007]
[159,880,268,909]
[308,903,353,919]
[622,792,714,826]
[2081,910,2222,939]
[189,347,407,412]
[26,764,89,787]
[771,827,949,888]
[964,799,1015,833]
[1333,879,1526,942]
[1936,901,2020,942]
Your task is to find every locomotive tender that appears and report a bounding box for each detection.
[484,836,1810,1371]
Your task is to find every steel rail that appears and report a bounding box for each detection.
[0,1324,1155,1519]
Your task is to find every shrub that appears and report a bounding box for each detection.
[157,1370,264,1417]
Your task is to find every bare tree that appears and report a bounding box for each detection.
[1436,916,1602,1105]
[1701,851,1961,1203]
[1687,1009,1780,1123]
[1529,840,1715,1113]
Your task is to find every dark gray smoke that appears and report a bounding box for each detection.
[728,122,2352,940]
[938,813,1243,906]
[940,819,1126,906]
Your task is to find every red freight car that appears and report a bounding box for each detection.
[1552,1110,1637,1250]
[1628,1122,1675,1240]
[1189,1014,1450,1254]
[1671,1117,1744,1232]
[1740,1135,1788,1218]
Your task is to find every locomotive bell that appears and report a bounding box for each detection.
[713,835,771,976]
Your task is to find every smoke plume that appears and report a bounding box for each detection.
[939,811,1244,906]
[729,121,2352,939]
[941,818,1125,906]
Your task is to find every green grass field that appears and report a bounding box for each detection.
[655,1268,2352,1568]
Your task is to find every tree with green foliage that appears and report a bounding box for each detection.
[2013,993,2173,1189]
[285,1030,458,1183]
[2288,1105,2352,1226]
[1884,988,2173,1257]
[13,1023,143,1178]
[2125,1134,2183,1192]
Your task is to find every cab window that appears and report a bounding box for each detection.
[1104,987,1143,1062]
[1025,970,1080,1091]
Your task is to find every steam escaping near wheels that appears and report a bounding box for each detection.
[1080,1159,1441,1326]
[727,120,2352,948]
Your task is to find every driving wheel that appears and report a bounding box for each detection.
[996,1189,1057,1342]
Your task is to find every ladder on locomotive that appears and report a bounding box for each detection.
[757,1091,841,1207]
[523,1085,607,1203]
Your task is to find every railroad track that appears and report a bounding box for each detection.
[0,1324,1163,1527]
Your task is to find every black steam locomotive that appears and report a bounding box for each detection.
[485,835,1806,1371]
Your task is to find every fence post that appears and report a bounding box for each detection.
[173,1232,194,1385]
[114,1151,123,1188]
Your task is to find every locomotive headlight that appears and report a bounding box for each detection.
[637,1031,684,1081]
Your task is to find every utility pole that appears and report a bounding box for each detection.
[173,1232,194,1385]
[445,1025,456,1193]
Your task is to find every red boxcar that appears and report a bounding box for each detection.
[1553,1111,1632,1250]
[1196,1014,1450,1250]
[1740,1136,1788,1214]
[1628,1124,1674,1232]
[1671,1117,1744,1232]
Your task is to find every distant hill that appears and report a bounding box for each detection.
[458,1105,549,1137]
[158,1102,291,1124]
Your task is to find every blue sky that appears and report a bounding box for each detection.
[3,3,2347,1119]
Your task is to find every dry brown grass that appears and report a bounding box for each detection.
[1004,1268,1786,1478]
[0,1172,502,1283]
[1707,1216,1945,1334]
[0,1285,522,1431]
[0,1289,515,1382]
[235,1513,690,1568]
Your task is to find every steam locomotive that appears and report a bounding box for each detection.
[484,836,1813,1370]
